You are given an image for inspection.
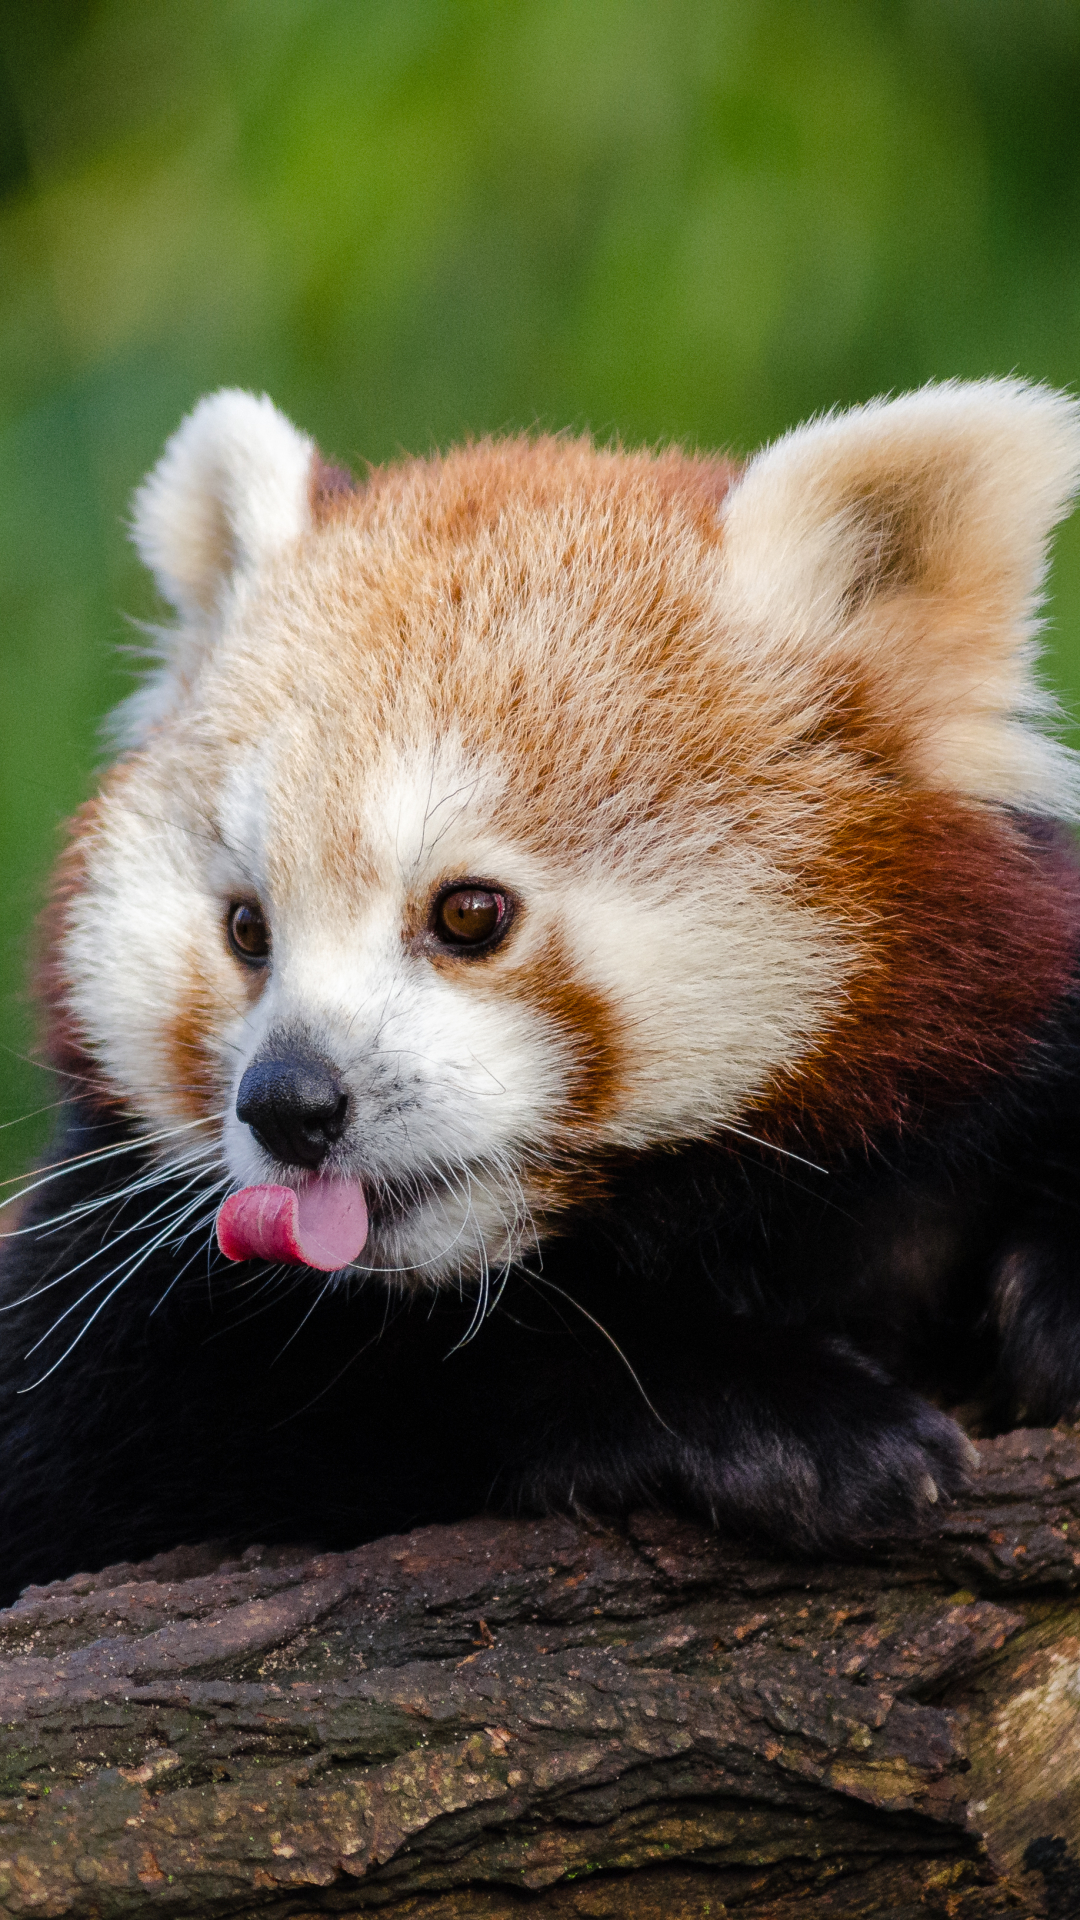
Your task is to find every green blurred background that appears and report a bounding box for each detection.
[2,0,1080,1179]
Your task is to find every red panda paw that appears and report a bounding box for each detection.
[505,1338,975,1556]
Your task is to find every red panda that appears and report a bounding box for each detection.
[2,380,1080,1599]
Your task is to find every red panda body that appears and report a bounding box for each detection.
[2,381,1080,1598]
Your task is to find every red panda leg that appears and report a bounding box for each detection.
[991,1239,1080,1426]
[501,1328,975,1552]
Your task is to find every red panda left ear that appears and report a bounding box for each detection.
[718,379,1080,816]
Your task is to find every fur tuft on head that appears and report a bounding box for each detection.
[719,378,1080,815]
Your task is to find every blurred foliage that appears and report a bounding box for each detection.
[1,0,1080,1177]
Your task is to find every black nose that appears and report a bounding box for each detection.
[236,1052,349,1170]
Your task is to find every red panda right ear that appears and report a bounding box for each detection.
[117,391,319,745]
[131,389,316,622]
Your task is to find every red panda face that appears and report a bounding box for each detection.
[44,386,1080,1283]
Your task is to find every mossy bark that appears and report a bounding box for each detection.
[0,1428,1078,1918]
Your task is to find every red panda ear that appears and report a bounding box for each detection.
[719,379,1080,815]
[130,389,317,621]
[120,391,324,745]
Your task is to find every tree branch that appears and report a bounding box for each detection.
[1,1427,1079,1917]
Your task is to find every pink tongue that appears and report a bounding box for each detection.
[216,1179,369,1272]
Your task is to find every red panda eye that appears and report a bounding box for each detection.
[227,901,270,964]
[433,886,509,950]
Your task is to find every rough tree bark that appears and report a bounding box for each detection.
[0,1428,1079,1919]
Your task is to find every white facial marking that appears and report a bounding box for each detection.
[213,739,571,1282]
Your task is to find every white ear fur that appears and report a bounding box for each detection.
[114,391,316,746]
[720,378,1080,813]
[131,389,315,621]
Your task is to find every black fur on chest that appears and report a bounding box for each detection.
[0,989,1078,1604]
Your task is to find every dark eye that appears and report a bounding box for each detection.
[227,901,270,964]
[433,885,510,951]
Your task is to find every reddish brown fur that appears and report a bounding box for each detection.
[510,933,625,1142]
[309,454,358,522]
[34,799,115,1108]
[161,948,233,1123]
[343,435,740,552]
[753,800,1080,1149]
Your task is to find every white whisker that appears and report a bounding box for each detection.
[6,1144,223,1245]
[715,1121,829,1175]
[0,1111,226,1209]
[0,1158,224,1312]
[527,1272,679,1438]
[20,1169,223,1351]
[0,1100,70,1133]
[271,1274,336,1364]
